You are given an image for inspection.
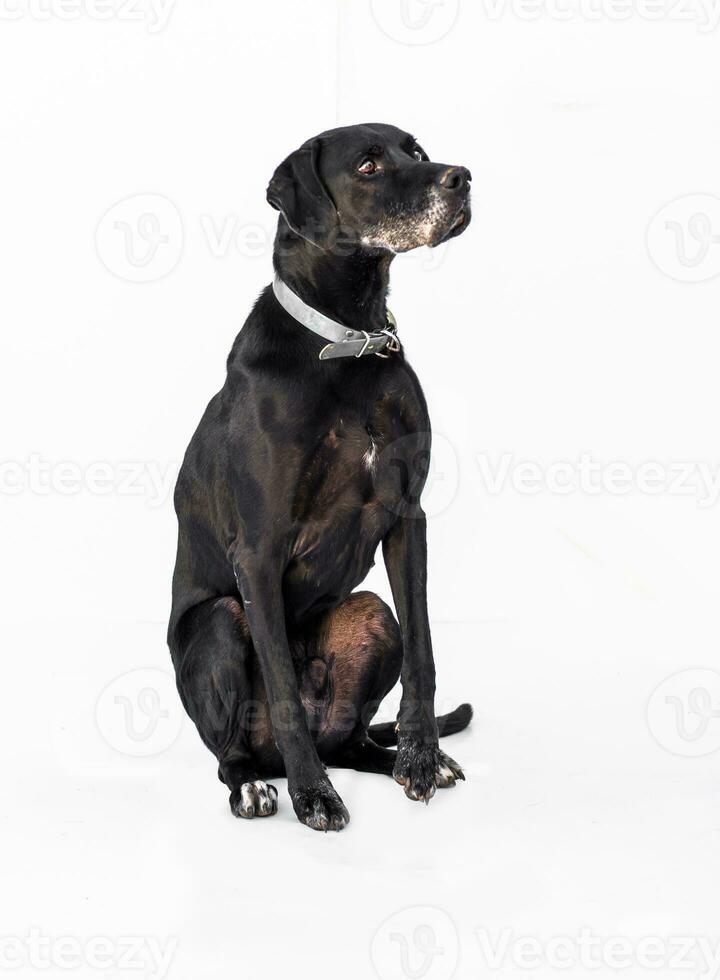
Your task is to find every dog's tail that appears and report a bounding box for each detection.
[368,702,473,748]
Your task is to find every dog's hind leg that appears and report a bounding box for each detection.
[172,596,278,819]
[298,591,403,759]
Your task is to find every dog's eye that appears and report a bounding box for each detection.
[358,159,377,175]
[412,147,424,161]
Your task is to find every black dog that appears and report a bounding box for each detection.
[168,123,473,832]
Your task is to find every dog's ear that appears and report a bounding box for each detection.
[266,138,339,249]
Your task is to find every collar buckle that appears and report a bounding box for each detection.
[374,311,401,359]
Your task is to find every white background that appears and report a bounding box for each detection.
[2,1,720,978]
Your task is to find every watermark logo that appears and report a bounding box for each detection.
[647,668,720,757]
[376,433,459,519]
[646,194,720,283]
[0,455,178,507]
[474,453,720,508]
[475,0,720,28]
[371,906,458,980]
[0,0,176,30]
[370,0,460,45]
[96,668,183,757]
[475,928,720,976]
[373,915,720,977]
[199,213,450,270]
[95,193,183,283]
[423,433,459,517]
[0,930,177,978]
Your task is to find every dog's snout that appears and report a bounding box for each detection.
[438,166,471,193]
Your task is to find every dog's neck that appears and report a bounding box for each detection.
[272,222,394,333]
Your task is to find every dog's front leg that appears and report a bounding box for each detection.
[383,515,464,801]
[234,560,350,831]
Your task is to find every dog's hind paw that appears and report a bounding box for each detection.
[230,781,278,819]
[393,738,465,802]
[290,779,350,832]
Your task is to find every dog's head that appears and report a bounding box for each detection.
[267,123,471,253]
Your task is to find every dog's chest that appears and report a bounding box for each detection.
[292,414,398,532]
[283,410,417,612]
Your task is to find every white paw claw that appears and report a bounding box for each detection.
[435,752,464,789]
[435,764,456,787]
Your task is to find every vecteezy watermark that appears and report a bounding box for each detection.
[372,913,720,979]
[368,0,720,34]
[179,690,457,742]
[96,201,451,281]
[475,928,720,977]
[10,452,720,511]
[96,193,183,283]
[96,668,184,757]
[376,433,459,520]
[0,441,458,514]
[647,668,720,757]
[198,213,450,270]
[371,906,459,980]
[0,0,176,32]
[200,216,269,259]
[370,0,460,45]
[0,456,179,507]
[0,930,178,978]
[475,453,720,507]
[475,0,720,28]
[10,452,720,510]
[647,194,720,282]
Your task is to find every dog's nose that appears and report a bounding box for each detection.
[438,166,471,192]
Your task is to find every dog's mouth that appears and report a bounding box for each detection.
[431,202,471,248]
[357,189,472,254]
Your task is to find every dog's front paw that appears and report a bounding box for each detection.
[290,778,350,832]
[393,737,465,802]
[230,780,279,819]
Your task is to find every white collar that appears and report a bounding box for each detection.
[272,275,401,360]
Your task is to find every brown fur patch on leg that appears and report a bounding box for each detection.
[317,591,398,665]
[309,592,402,755]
